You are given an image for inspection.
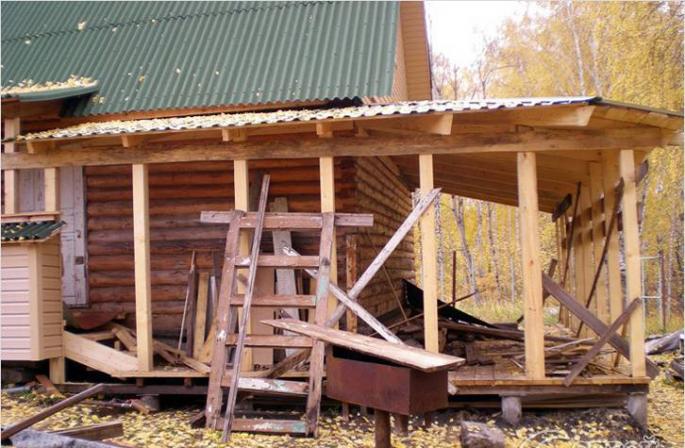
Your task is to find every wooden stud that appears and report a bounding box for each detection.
[345,234,358,333]
[132,164,153,371]
[619,150,646,377]
[319,156,338,320]
[193,272,209,359]
[3,117,20,214]
[589,163,609,324]
[602,151,623,324]
[419,154,439,353]
[517,152,546,380]
[233,159,253,370]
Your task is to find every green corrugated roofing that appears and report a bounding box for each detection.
[1,1,399,117]
[1,83,100,102]
[1,220,64,242]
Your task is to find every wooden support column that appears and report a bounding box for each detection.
[517,152,545,380]
[3,118,20,214]
[233,159,253,370]
[49,357,65,384]
[132,164,153,371]
[589,163,609,324]
[619,150,646,377]
[419,154,439,353]
[602,151,623,323]
[316,124,339,322]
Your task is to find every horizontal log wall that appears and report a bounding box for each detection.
[84,157,411,334]
[351,157,414,317]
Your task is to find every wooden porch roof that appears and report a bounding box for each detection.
[3,97,682,213]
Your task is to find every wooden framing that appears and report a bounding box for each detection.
[419,154,439,353]
[43,168,59,213]
[588,163,609,323]
[619,150,646,377]
[517,152,546,380]
[601,151,623,323]
[132,164,153,371]
[319,155,338,320]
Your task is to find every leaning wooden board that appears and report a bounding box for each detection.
[262,319,464,372]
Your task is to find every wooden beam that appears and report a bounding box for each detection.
[589,163,609,324]
[48,357,65,385]
[132,164,153,371]
[602,151,623,324]
[200,211,373,228]
[4,128,667,170]
[43,167,59,212]
[3,118,20,214]
[619,149,646,378]
[1,384,106,441]
[193,272,209,359]
[517,152,546,380]
[319,156,338,320]
[419,154,439,353]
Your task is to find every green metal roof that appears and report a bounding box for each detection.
[1,220,64,242]
[1,1,399,117]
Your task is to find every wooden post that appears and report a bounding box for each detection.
[517,152,545,380]
[234,159,253,370]
[44,168,60,213]
[132,164,153,371]
[589,163,609,324]
[374,409,391,448]
[345,234,358,333]
[3,118,20,214]
[48,357,65,384]
[602,151,622,324]
[579,185,594,337]
[619,150,646,377]
[319,156,338,321]
[419,154,439,353]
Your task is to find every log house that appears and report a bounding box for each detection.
[1,1,683,425]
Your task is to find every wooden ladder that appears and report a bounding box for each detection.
[204,175,336,440]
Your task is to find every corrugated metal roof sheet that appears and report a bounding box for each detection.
[21,96,602,140]
[1,220,64,242]
[1,1,399,117]
[1,82,99,102]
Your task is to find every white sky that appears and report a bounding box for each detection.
[425,1,531,67]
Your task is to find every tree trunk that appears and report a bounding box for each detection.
[452,196,481,303]
[436,195,445,299]
[487,203,503,301]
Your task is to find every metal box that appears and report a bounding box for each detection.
[325,346,448,415]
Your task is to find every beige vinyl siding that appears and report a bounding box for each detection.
[1,245,35,359]
[1,239,64,360]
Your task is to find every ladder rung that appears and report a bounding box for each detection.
[201,211,374,229]
[216,417,307,435]
[221,376,309,397]
[230,294,316,308]
[225,335,313,348]
[235,255,319,268]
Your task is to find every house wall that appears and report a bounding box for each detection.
[83,157,412,334]
[1,244,34,360]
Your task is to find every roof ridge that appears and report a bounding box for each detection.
[2,1,326,43]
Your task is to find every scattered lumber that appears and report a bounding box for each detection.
[645,330,684,355]
[542,273,659,378]
[1,383,105,441]
[53,421,123,441]
[564,298,641,386]
[35,374,64,397]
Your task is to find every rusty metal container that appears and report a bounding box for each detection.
[325,347,448,415]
